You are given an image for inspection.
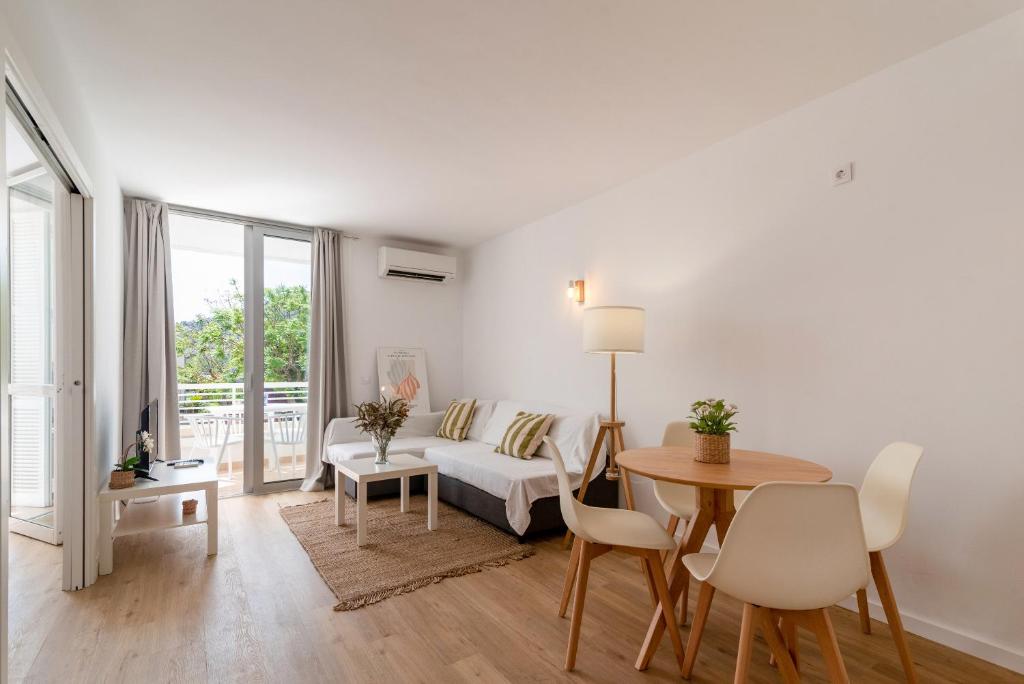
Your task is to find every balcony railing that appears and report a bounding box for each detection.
[177,381,308,422]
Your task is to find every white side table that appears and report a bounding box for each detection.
[334,453,438,546]
[97,460,219,575]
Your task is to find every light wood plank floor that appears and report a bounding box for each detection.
[8,491,1022,683]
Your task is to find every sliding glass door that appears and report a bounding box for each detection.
[170,214,247,495]
[170,212,310,495]
[246,226,311,493]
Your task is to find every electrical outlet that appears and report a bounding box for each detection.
[832,162,853,186]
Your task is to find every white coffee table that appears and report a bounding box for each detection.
[334,453,438,546]
[97,460,218,575]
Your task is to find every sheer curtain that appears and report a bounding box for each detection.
[301,227,348,491]
[121,199,181,460]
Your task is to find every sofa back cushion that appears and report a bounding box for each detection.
[481,400,600,473]
[466,399,495,442]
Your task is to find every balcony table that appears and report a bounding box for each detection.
[616,446,832,671]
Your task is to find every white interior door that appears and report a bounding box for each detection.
[4,111,84,548]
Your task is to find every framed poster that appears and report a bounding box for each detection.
[377,347,431,414]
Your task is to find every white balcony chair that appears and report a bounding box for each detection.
[681,482,869,683]
[268,411,307,477]
[187,414,243,481]
[546,436,685,673]
[855,442,924,683]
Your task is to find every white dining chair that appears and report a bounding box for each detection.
[187,414,242,481]
[651,422,697,623]
[653,422,697,540]
[855,442,924,683]
[268,411,307,477]
[681,482,869,683]
[546,437,685,673]
[652,421,750,624]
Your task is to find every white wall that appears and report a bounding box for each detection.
[1,1,123,486]
[463,10,1024,671]
[344,237,462,412]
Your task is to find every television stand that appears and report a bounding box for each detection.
[98,460,218,575]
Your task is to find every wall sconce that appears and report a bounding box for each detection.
[566,279,585,303]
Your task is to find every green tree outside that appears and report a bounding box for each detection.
[176,278,310,385]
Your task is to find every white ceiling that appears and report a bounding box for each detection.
[40,0,1024,246]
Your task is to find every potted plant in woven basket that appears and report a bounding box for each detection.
[688,399,738,464]
[111,431,155,489]
[353,397,410,465]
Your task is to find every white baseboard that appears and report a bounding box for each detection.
[690,540,1024,675]
[835,595,1024,675]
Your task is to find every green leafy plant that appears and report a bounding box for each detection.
[352,397,410,445]
[115,431,155,472]
[688,398,738,435]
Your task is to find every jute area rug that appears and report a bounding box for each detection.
[280,494,535,611]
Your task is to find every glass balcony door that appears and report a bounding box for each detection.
[170,213,310,495]
[245,227,311,493]
[170,213,248,496]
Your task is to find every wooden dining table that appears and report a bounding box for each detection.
[616,446,832,671]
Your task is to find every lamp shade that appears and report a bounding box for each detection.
[583,306,645,353]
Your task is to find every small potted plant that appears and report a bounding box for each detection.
[688,398,738,464]
[111,430,155,489]
[353,397,410,464]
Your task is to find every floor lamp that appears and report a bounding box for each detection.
[563,305,645,548]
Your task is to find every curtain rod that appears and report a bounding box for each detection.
[160,201,359,239]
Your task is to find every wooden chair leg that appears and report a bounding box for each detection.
[645,550,685,671]
[734,603,756,683]
[662,515,685,562]
[559,537,581,618]
[768,617,781,667]
[808,609,850,684]
[679,569,690,626]
[565,541,593,671]
[641,560,658,608]
[680,581,715,678]
[781,617,799,672]
[758,609,800,684]
[871,551,917,683]
[856,588,872,634]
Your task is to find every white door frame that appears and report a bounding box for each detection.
[1,46,95,626]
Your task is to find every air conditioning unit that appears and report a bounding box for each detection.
[378,246,456,283]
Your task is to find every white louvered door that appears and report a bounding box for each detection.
[6,180,66,545]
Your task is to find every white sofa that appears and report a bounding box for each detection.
[321,400,616,535]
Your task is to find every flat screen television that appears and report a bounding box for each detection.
[138,398,159,475]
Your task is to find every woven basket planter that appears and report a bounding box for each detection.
[694,433,731,464]
[182,499,199,515]
[109,469,135,489]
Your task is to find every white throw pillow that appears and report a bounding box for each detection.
[466,399,495,442]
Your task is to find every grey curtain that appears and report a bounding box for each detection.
[301,227,348,491]
[122,199,181,461]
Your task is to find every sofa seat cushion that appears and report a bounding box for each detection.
[324,436,454,463]
[423,441,589,535]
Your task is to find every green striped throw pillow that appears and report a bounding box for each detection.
[437,399,477,441]
[495,411,555,459]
